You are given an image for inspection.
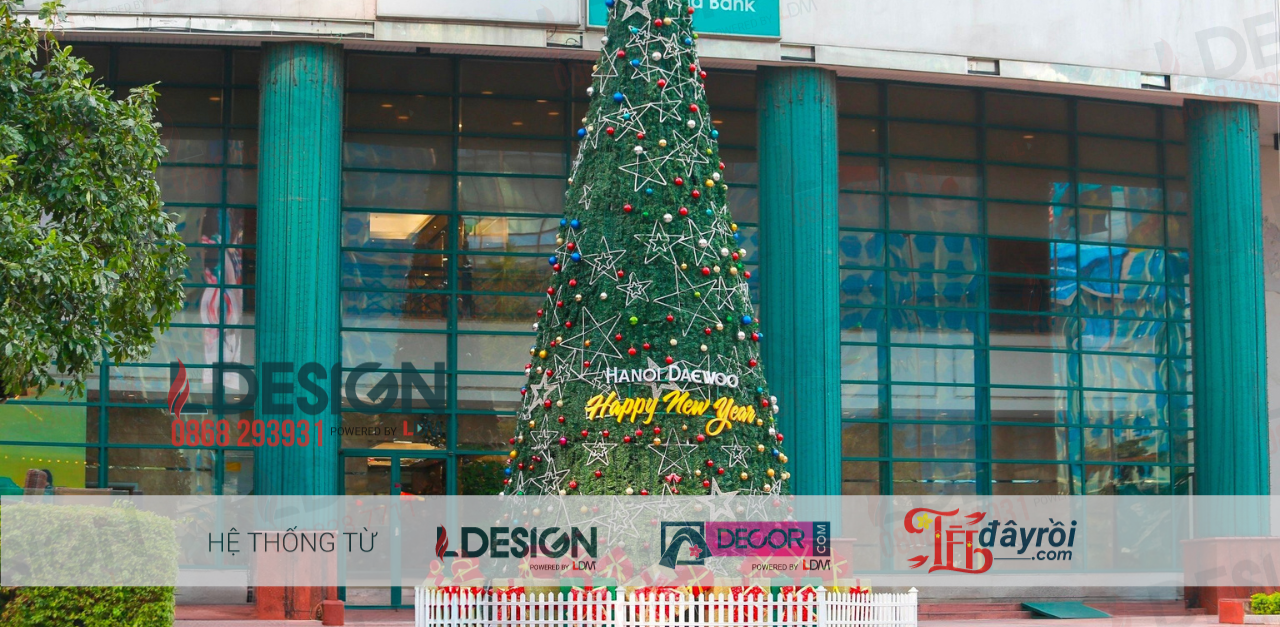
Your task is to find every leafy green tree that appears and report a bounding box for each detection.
[0,0,185,399]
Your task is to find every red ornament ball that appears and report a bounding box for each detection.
[628,347,638,356]
[617,50,627,58]
[559,437,568,446]
[564,321,573,328]
[606,127,616,136]
[569,480,578,490]
[777,434,784,442]
[657,79,667,88]
[581,430,589,438]
[717,467,726,475]
[748,359,759,367]
[642,342,652,350]
[703,480,711,488]
[665,356,675,365]
[696,434,706,443]
[566,242,575,250]
[617,270,626,278]
[623,203,633,213]
[654,18,663,26]
[653,427,662,435]
[635,429,643,437]
[690,104,699,113]
[543,400,553,408]
[640,489,649,496]
[536,309,544,317]
[704,327,712,335]
[558,416,566,423]
[679,207,689,216]
[706,459,715,467]
[552,263,562,272]
[623,435,632,443]
[666,314,675,322]
[602,430,610,438]
[615,333,624,341]
[595,470,603,478]
[569,279,578,287]
[701,267,711,276]
[675,177,684,186]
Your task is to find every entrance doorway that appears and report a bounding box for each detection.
[341,447,446,608]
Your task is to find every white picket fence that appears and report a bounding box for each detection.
[415,588,918,627]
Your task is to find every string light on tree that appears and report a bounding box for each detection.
[502,0,789,497]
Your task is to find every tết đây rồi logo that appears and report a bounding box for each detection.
[659,521,830,568]
[904,508,1078,574]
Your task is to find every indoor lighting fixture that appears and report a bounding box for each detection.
[369,213,431,241]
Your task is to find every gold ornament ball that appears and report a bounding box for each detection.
[538,349,548,359]
[681,424,688,431]
[528,421,537,428]
[767,468,776,478]
[669,338,678,347]
[658,139,668,147]
[729,267,739,276]
[625,487,634,495]
[705,179,714,188]
[780,454,789,464]
[532,508,542,517]
[740,472,749,481]
[757,444,766,453]
[584,339,592,347]
[556,400,564,407]
[680,263,688,271]
[652,437,662,446]
[763,484,772,493]
[509,450,518,458]
[756,419,765,427]
[694,469,702,477]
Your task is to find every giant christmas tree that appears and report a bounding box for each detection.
[503,0,789,497]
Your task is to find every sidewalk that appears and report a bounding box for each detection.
[176,614,1222,627]
[922,617,1220,627]
[177,608,414,626]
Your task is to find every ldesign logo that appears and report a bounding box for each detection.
[168,359,190,416]
[436,526,450,561]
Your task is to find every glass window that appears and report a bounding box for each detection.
[837,79,1188,495]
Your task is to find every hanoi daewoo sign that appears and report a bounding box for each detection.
[588,0,781,38]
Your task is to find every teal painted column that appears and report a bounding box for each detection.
[757,67,842,496]
[1185,100,1269,530]
[255,43,344,496]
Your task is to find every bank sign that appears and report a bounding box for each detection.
[588,0,781,38]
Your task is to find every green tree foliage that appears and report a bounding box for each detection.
[503,0,789,497]
[0,0,184,399]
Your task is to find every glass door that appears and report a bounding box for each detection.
[342,450,447,608]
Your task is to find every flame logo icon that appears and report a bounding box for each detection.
[168,360,190,416]
[435,526,449,561]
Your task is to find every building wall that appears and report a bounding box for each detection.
[1262,146,1280,502]
[0,46,1198,498]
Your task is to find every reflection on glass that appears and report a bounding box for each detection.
[841,461,880,495]
[893,462,977,495]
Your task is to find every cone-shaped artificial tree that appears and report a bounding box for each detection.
[503,0,790,497]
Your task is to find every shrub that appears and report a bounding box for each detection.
[0,501,177,626]
[1253,592,1280,615]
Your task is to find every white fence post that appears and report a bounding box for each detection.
[413,585,920,627]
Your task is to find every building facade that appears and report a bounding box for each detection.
[0,0,1273,514]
